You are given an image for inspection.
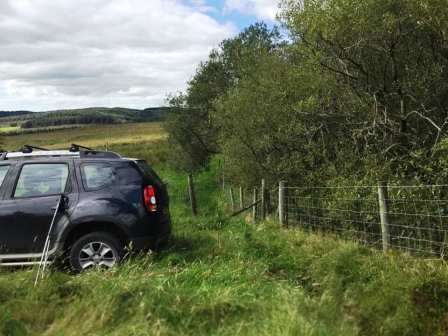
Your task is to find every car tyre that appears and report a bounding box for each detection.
[68,232,124,273]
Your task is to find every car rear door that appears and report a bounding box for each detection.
[133,160,169,211]
[0,160,75,254]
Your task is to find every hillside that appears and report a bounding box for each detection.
[0,111,32,118]
[0,107,169,130]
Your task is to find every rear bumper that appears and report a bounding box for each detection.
[130,236,156,250]
[130,230,171,251]
[131,212,171,250]
[129,217,171,251]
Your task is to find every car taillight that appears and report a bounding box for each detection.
[143,185,157,212]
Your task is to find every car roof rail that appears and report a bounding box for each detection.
[79,150,121,159]
[21,145,49,153]
[69,144,121,158]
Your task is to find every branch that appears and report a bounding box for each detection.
[406,109,448,149]
[319,61,358,80]
[406,110,441,133]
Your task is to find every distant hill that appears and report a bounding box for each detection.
[0,111,32,118]
[0,107,169,129]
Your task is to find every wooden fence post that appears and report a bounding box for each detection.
[252,187,257,222]
[378,181,391,252]
[279,181,287,226]
[229,187,235,212]
[239,186,244,210]
[187,174,197,216]
[266,188,271,215]
[261,179,266,220]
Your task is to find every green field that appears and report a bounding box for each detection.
[0,125,20,134]
[1,123,448,336]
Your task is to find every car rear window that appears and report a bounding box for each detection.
[0,165,9,187]
[135,160,163,187]
[81,163,114,191]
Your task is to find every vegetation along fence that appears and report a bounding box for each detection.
[165,174,202,216]
[228,181,448,259]
[164,173,448,258]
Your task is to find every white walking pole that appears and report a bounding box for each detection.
[34,195,63,287]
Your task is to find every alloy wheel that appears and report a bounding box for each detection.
[78,241,117,269]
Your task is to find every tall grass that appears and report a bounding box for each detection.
[1,167,448,335]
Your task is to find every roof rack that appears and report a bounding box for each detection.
[1,144,121,160]
[68,143,120,158]
[69,143,93,152]
[21,145,49,153]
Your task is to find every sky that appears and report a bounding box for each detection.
[0,0,280,111]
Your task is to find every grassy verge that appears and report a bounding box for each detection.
[1,167,448,336]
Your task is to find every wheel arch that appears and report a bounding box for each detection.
[61,221,129,251]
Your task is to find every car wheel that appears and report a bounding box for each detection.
[69,232,124,273]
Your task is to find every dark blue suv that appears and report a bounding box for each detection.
[0,145,171,272]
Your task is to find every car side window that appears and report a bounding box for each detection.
[0,165,10,188]
[81,163,114,191]
[14,164,69,198]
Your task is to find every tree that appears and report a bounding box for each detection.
[281,0,448,164]
[166,0,448,187]
[165,23,281,170]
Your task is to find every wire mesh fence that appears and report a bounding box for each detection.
[224,184,279,220]
[284,184,448,258]
[165,181,190,204]
[165,173,221,216]
[223,180,448,258]
[169,172,448,259]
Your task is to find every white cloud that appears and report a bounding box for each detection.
[189,0,217,13]
[0,0,236,110]
[224,0,279,21]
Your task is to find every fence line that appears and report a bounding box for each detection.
[279,182,448,258]
[167,173,448,258]
[224,180,448,259]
